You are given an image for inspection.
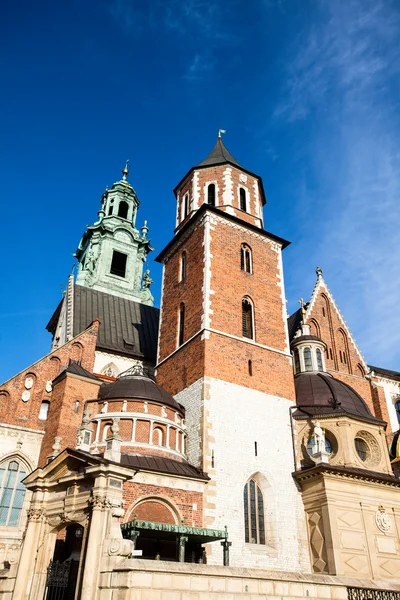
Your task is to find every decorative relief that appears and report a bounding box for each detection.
[308,511,328,573]
[21,390,30,402]
[355,430,381,467]
[28,508,45,521]
[24,377,34,390]
[375,506,392,533]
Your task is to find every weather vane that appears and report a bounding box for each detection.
[218,129,226,139]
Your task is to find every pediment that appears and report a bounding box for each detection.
[23,448,101,488]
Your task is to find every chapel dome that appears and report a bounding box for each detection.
[291,334,326,347]
[294,372,379,421]
[98,367,183,413]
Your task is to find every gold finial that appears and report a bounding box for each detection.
[218,128,226,139]
[298,298,307,319]
[122,159,129,180]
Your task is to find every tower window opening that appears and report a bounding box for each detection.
[207,183,216,206]
[304,347,312,371]
[248,359,253,376]
[244,478,265,545]
[180,251,186,282]
[242,297,254,340]
[183,194,189,219]
[39,401,50,421]
[108,206,113,216]
[240,244,252,274]
[110,250,127,278]
[239,188,247,212]
[316,348,323,372]
[118,201,129,219]
[178,303,185,346]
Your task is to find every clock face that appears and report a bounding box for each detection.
[22,390,31,402]
[25,377,34,390]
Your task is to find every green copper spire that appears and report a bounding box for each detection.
[74,163,154,305]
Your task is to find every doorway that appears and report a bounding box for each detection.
[45,523,84,600]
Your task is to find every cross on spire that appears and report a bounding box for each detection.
[298,298,307,319]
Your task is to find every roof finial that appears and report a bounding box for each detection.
[298,298,307,320]
[122,159,130,181]
[316,266,323,278]
[218,128,226,139]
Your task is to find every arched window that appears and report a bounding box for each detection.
[108,199,114,216]
[304,348,312,371]
[0,460,27,527]
[118,201,129,219]
[153,427,163,446]
[242,297,254,340]
[239,188,247,212]
[183,194,189,219]
[294,349,301,374]
[316,348,323,372]
[180,252,186,282]
[240,244,252,273]
[39,401,50,421]
[395,400,400,425]
[207,184,216,206]
[357,364,365,377]
[178,303,185,346]
[244,478,265,544]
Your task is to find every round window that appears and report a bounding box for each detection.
[307,437,332,457]
[355,437,369,462]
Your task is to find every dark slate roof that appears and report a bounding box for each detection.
[99,373,183,412]
[196,138,240,168]
[121,454,209,481]
[73,285,159,361]
[287,308,302,342]
[294,372,383,423]
[369,365,400,382]
[54,360,102,383]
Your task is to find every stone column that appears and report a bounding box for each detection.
[80,496,110,600]
[13,508,45,600]
[221,539,232,566]
[178,535,188,563]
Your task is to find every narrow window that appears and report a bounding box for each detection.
[118,201,129,219]
[294,349,301,374]
[240,244,252,274]
[108,199,114,216]
[329,348,333,360]
[183,194,189,219]
[110,250,127,278]
[304,348,312,371]
[211,450,215,468]
[322,307,326,317]
[248,359,253,376]
[242,297,254,340]
[180,252,186,282]
[316,348,323,372]
[254,441,258,456]
[395,400,400,425]
[0,460,27,527]
[178,303,185,346]
[39,401,50,421]
[207,184,216,206]
[240,188,247,212]
[244,478,265,545]
[339,350,342,362]
[74,401,80,413]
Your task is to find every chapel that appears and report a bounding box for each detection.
[0,136,400,599]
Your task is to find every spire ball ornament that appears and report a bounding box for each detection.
[122,159,130,181]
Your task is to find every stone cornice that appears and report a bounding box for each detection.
[293,464,400,487]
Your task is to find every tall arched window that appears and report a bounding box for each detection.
[240,244,252,273]
[153,427,163,446]
[180,251,186,282]
[244,478,265,544]
[207,184,216,206]
[178,303,185,346]
[0,460,27,527]
[183,194,189,219]
[294,349,301,374]
[304,348,312,371]
[118,201,129,219]
[395,400,400,425]
[242,297,254,340]
[108,199,114,216]
[316,348,323,372]
[239,188,247,212]
[39,401,50,421]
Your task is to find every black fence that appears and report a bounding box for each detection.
[348,588,400,600]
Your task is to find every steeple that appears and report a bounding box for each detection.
[74,163,154,305]
[195,136,241,168]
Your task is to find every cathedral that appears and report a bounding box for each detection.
[0,136,400,599]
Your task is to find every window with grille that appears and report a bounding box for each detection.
[244,478,265,544]
[0,460,27,527]
[316,348,323,371]
[242,297,254,339]
[178,303,185,346]
[239,188,247,212]
[304,347,313,371]
[207,184,216,206]
[294,349,301,374]
[240,244,252,273]
[180,252,186,282]
[183,194,189,219]
[39,401,50,420]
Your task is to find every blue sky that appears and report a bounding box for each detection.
[1,0,400,382]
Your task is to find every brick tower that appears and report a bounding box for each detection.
[156,134,310,570]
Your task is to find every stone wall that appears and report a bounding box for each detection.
[98,559,400,600]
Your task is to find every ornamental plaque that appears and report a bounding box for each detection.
[21,391,30,402]
[375,507,392,533]
[25,377,34,390]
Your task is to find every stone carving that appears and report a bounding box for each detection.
[85,249,97,274]
[140,269,154,305]
[101,402,108,414]
[111,418,120,436]
[45,380,53,393]
[313,421,325,454]
[308,512,328,573]
[355,430,381,467]
[161,406,167,418]
[28,508,45,521]
[375,506,392,533]
[24,377,34,390]
[82,408,91,426]
[21,390,30,402]
[121,400,127,412]
[107,538,133,556]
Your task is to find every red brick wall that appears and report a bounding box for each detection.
[123,481,203,527]
[0,322,99,431]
